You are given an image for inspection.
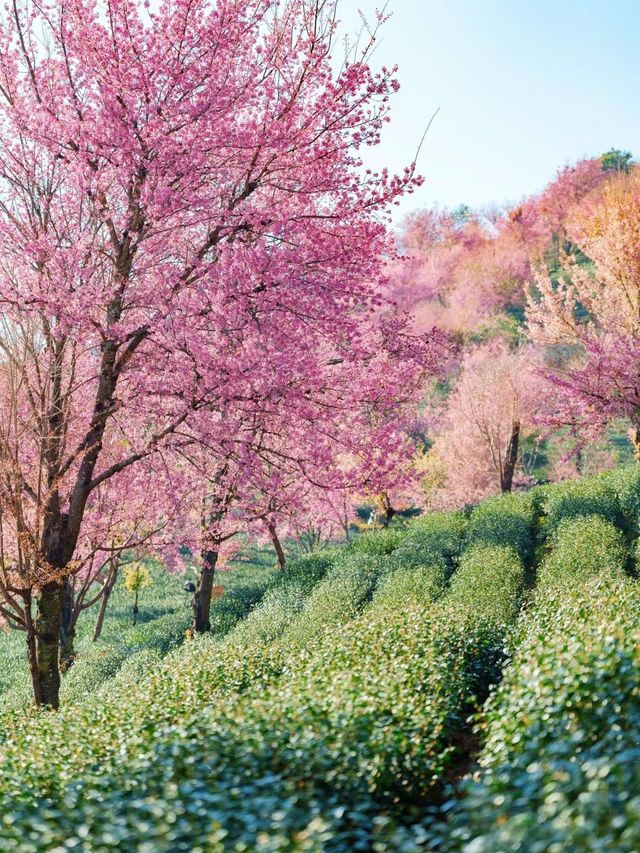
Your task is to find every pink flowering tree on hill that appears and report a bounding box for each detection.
[0,0,445,707]
[423,341,547,509]
[527,167,640,456]
[389,157,610,341]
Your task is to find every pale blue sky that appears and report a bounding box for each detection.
[339,1,640,220]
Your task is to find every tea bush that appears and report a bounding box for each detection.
[207,581,268,636]
[0,541,525,852]
[281,553,391,649]
[538,514,628,587]
[60,574,269,704]
[465,494,534,558]
[608,463,640,533]
[268,550,338,596]
[392,510,467,574]
[227,582,310,647]
[444,575,640,853]
[60,642,127,703]
[542,474,623,534]
[2,471,640,851]
[372,563,447,607]
[447,544,524,623]
[345,527,406,555]
[443,544,525,700]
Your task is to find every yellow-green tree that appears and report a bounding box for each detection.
[123,565,152,626]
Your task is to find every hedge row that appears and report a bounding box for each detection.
[59,575,269,705]
[345,527,406,556]
[607,464,640,532]
[0,551,337,806]
[0,559,198,706]
[536,475,624,534]
[267,550,338,596]
[537,514,628,589]
[392,510,467,574]
[281,553,390,650]
[445,574,640,852]
[373,563,447,608]
[464,494,535,558]
[5,469,640,850]
[0,540,527,852]
[529,463,640,539]
[442,513,636,852]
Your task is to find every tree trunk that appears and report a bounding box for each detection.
[59,577,76,671]
[501,420,521,493]
[132,590,139,626]
[632,425,640,462]
[93,569,118,642]
[35,581,63,708]
[24,596,42,707]
[29,299,132,709]
[267,522,286,569]
[379,492,396,528]
[192,549,218,633]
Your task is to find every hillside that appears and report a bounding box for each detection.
[1,467,640,850]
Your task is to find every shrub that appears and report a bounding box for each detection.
[251,603,464,805]
[393,510,467,574]
[59,612,187,702]
[542,474,623,534]
[0,683,33,714]
[103,648,163,692]
[538,514,628,587]
[373,564,447,608]
[443,544,525,701]
[447,544,524,624]
[267,550,338,596]
[608,464,640,533]
[228,583,309,647]
[60,643,127,703]
[345,528,406,556]
[222,544,526,821]
[64,576,267,700]
[0,601,292,809]
[0,541,527,852]
[122,610,188,656]
[465,494,534,558]
[207,581,268,636]
[8,477,639,851]
[0,633,31,700]
[444,575,640,853]
[281,553,390,649]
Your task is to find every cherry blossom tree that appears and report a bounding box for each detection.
[389,158,610,341]
[0,0,441,706]
[423,341,546,509]
[527,167,640,454]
